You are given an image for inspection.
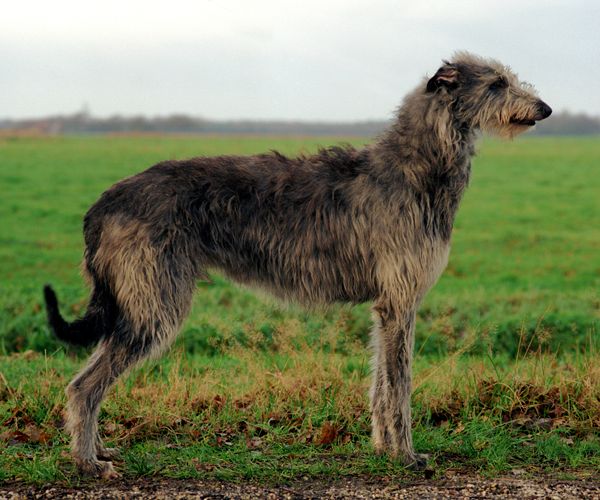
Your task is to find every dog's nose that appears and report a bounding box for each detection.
[536,101,552,120]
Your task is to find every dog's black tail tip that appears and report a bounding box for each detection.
[43,284,68,338]
[43,284,58,310]
[43,283,114,347]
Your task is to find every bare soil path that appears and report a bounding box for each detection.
[1,476,600,499]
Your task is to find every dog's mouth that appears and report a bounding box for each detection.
[509,117,537,126]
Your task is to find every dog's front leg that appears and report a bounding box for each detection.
[370,296,428,468]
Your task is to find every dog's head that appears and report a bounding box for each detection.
[426,52,552,138]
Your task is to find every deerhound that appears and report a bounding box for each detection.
[44,52,551,477]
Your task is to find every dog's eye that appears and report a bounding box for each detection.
[489,77,508,91]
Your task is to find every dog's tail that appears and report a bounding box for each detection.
[43,283,118,347]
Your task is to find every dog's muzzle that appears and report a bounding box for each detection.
[510,100,552,126]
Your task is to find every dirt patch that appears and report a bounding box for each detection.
[1,476,600,499]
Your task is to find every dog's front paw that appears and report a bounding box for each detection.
[77,458,120,479]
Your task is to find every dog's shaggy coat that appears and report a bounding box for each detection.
[44,52,551,477]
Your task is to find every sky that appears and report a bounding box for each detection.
[1,0,598,121]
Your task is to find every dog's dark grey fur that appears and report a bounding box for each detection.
[44,52,551,477]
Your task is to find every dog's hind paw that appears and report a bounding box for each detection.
[405,452,430,470]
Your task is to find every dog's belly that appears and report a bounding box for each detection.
[210,246,378,306]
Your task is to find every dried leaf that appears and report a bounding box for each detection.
[0,429,30,445]
[453,421,465,434]
[267,412,282,426]
[3,407,34,428]
[212,395,226,410]
[215,435,233,447]
[247,437,263,449]
[315,421,339,446]
[103,422,120,436]
[23,425,51,445]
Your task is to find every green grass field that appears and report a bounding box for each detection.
[0,135,599,484]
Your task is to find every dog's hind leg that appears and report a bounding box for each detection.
[64,333,142,478]
[66,291,193,477]
[66,217,198,476]
[65,312,186,477]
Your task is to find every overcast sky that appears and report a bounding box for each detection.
[1,0,598,121]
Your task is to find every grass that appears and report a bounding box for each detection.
[1,349,599,483]
[0,134,599,484]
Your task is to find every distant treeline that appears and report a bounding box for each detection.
[1,110,598,136]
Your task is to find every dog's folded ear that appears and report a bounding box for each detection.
[426,64,459,92]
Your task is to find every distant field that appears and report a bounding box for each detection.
[1,135,598,356]
[0,135,599,483]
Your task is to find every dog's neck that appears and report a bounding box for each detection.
[374,91,476,177]
[370,90,478,239]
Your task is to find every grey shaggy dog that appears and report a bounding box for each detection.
[44,52,551,478]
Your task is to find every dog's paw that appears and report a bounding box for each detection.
[100,461,120,480]
[395,452,430,470]
[408,452,430,470]
[77,458,120,479]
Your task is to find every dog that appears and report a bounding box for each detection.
[44,52,551,477]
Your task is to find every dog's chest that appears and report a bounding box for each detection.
[418,239,451,295]
[376,237,450,301]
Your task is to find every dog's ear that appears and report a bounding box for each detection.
[426,64,459,92]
